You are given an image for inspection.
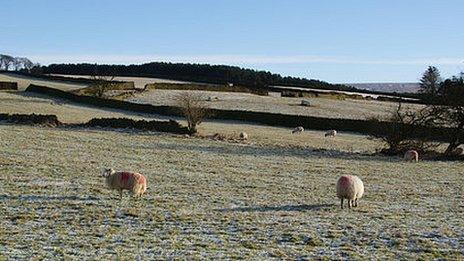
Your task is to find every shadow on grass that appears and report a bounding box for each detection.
[217,203,334,213]
[146,141,395,162]
[15,91,179,121]
[0,194,99,202]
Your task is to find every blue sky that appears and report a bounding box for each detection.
[1,0,463,83]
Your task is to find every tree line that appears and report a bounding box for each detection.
[0,54,40,72]
[40,62,353,91]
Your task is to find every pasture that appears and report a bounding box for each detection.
[50,74,192,89]
[126,89,423,120]
[0,73,88,91]
[1,124,463,259]
[0,80,463,259]
[44,73,424,120]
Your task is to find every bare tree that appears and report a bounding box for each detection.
[368,102,438,155]
[427,76,464,155]
[18,57,34,72]
[90,74,117,97]
[13,57,23,71]
[174,92,209,134]
[0,54,15,70]
[88,66,119,97]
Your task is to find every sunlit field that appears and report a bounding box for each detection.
[1,88,463,259]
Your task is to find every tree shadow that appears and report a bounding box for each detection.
[217,203,334,213]
[0,194,99,202]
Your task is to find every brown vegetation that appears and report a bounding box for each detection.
[174,92,210,134]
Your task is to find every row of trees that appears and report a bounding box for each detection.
[0,54,39,72]
[371,66,464,157]
[40,62,351,91]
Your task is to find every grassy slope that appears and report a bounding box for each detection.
[0,125,462,259]
[1,72,423,120]
[0,90,463,259]
[0,73,88,91]
[0,90,379,151]
[50,74,191,89]
[127,89,424,120]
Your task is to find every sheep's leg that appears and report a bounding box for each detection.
[348,200,352,209]
[340,198,344,209]
[354,198,358,207]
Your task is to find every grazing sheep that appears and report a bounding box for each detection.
[336,175,364,209]
[211,133,226,141]
[102,168,147,199]
[292,126,304,134]
[404,150,419,162]
[239,132,248,140]
[300,100,311,107]
[452,147,463,156]
[325,130,337,137]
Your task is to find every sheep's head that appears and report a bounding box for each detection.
[102,168,115,177]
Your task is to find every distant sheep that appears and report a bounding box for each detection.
[325,130,337,137]
[292,126,304,134]
[404,150,419,162]
[102,168,147,199]
[300,100,311,107]
[239,132,248,140]
[336,175,364,209]
[452,147,463,156]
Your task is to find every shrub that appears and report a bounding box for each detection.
[367,103,438,155]
[174,92,210,134]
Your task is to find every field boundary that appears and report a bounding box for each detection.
[0,81,18,90]
[144,82,268,95]
[24,84,454,140]
[0,70,134,86]
[0,112,190,134]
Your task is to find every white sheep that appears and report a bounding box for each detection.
[404,150,419,162]
[336,175,364,209]
[292,126,304,134]
[452,147,463,156]
[239,132,248,140]
[325,130,337,137]
[102,168,147,199]
[300,100,311,107]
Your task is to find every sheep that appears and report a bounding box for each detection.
[102,168,147,199]
[404,150,419,162]
[325,130,337,137]
[336,175,364,209]
[452,147,463,156]
[292,126,304,134]
[239,132,248,140]
[300,100,311,107]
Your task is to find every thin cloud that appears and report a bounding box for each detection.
[27,54,464,66]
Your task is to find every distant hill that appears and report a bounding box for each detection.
[40,62,353,92]
[346,82,420,93]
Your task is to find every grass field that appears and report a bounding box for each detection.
[43,73,424,120]
[1,124,463,259]
[0,87,463,259]
[50,74,192,89]
[127,89,423,120]
[0,73,88,91]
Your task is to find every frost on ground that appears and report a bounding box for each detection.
[0,73,88,91]
[0,125,463,259]
[126,89,424,120]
